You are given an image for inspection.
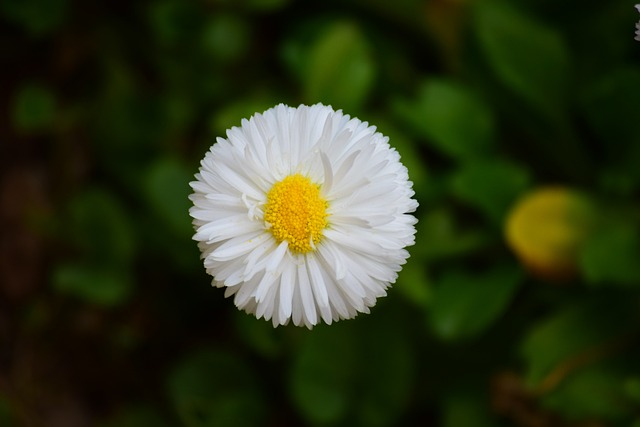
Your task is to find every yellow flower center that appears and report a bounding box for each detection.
[264,174,328,254]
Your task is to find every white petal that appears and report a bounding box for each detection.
[193,214,252,242]
[298,260,317,326]
[317,241,347,281]
[233,275,260,308]
[254,269,279,304]
[306,255,329,308]
[323,228,386,256]
[210,231,269,262]
[243,239,277,281]
[320,152,333,195]
[256,277,279,320]
[290,273,303,327]
[266,240,289,273]
[278,260,295,322]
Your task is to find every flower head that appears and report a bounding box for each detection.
[636,5,640,41]
[189,104,418,328]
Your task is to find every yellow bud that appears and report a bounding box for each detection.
[505,187,597,281]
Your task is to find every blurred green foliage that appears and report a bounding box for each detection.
[3,0,640,426]
[12,83,57,132]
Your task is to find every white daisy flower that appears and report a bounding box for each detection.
[636,5,640,41]
[189,104,418,328]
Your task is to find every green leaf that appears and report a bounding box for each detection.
[304,21,375,111]
[12,84,56,131]
[394,253,432,307]
[582,67,640,149]
[92,73,169,178]
[393,79,495,160]
[290,324,358,424]
[201,14,250,63]
[167,349,265,427]
[0,396,14,427]
[418,209,490,261]
[356,318,415,427]
[53,264,132,306]
[442,392,496,427]
[233,311,281,359]
[148,0,203,47]
[0,0,68,36]
[519,297,635,386]
[144,158,193,238]
[429,265,523,341]
[474,1,570,116]
[579,221,640,286]
[450,158,530,223]
[541,364,631,421]
[54,189,136,305]
[625,378,640,404]
[69,189,136,265]
[582,67,640,193]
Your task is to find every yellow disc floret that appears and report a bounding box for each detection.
[264,174,328,254]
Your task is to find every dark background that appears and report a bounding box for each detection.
[2,0,640,426]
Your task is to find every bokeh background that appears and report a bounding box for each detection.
[2,0,640,426]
